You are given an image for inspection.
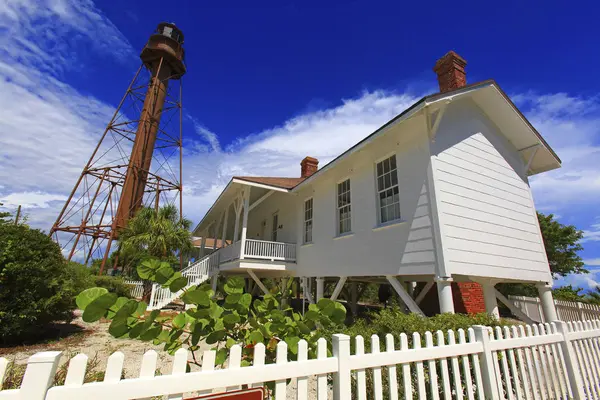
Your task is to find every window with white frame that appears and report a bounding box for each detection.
[337,179,352,235]
[376,155,400,224]
[304,198,313,243]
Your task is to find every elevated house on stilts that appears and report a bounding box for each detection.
[152,51,561,322]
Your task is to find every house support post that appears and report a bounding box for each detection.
[471,278,500,320]
[386,276,425,316]
[436,276,455,314]
[221,204,229,248]
[350,282,358,316]
[210,275,218,298]
[232,196,242,243]
[330,277,347,301]
[248,270,269,295]
[494,289,536,324]
[537,282,558,322]
[239,188,250,259]
[415,281,435,305]
[200,232,207,258]
[316,277,324,301]
[483,283,500,319]
[281,277,289,308]
[301,277,315,304]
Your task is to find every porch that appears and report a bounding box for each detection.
[193,178,299,274]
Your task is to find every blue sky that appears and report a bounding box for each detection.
[1,1,599,290]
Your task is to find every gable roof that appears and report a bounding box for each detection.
[193,80,561,233]
[233,176,305,190]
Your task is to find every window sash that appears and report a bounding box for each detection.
[303,199,313,243]
[376,156,400,223]
[337,179,352,234]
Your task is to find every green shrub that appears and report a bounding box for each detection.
[93,276,132,298]
[0,224,79,344]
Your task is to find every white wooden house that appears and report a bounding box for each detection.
[151,51,561,321]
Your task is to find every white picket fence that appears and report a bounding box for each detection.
[3,320,600,399]
[123,280,143,299]
[510,295,600,323]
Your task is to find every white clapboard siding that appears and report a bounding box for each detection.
[434,126,551,281]
[5,321,600,399]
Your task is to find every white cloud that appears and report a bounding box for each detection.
[584,258,600,266]
[517,93,600,210]
[555,271,600,292]
[582,221,600,243]
[180,91,421,223]
[0,1,133,232]
[0,0,135,75]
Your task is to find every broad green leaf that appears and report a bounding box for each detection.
[107,296,129,319]
[137,258,161,279]
[76,287,108,310]
[169,328,184,341]
[129,322,146,339]
[113,299,139,322]
[226,337,236,348]
[332,303,346,323]
[82,292,117,322]
[172,313,187,329]
[215,348,228,365]
[109,318,129,337]
[223,277,244,294]
[308,303,319,312]
[248,330,263,344]
[139,326,162,341]
[208,303,224,319]
[286,336,301,355]
[317,298,333,310]
[223,313,240,325]
[133,301,148,317]
[239,293,252,309]
[297,321,311,335]
[225,293,242,304]
[321,303,336,317]
[206,330,226,344]
[304,310,320,322]
[181,288,210,306]
[169,276,188,292]
[187,307,210,319]
[155,266,175,284]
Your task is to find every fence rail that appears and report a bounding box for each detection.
[123,280,143,299]
[3,319,600,399]
[510,295,600,322]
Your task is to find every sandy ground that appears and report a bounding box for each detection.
[0,311,327,399]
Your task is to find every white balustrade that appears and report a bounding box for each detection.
[244,239,296,261]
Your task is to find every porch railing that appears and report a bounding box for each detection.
[244,239,296,261]
[219,240,241,263]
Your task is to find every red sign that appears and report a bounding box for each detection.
[187,387,265,400]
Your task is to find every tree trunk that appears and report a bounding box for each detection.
[142,279,153,303]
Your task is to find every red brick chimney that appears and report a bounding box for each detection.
[433,51,467,93]
[300,156,318,178]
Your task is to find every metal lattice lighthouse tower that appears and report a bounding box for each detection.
[51,23,186,272]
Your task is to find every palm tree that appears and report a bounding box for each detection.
[118,204,193,301]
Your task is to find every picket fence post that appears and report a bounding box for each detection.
[19,351,62,400]
[472,326,500,400]
[576,302,585,320]
[332,333,351,400]
[554,320,585,400]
